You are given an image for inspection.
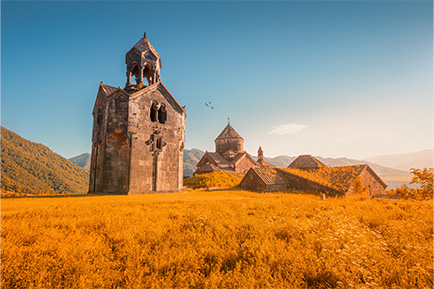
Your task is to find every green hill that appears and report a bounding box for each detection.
[1,127,89,196]
[69,153,91,171]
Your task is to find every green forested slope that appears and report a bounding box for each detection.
[1,127,89,195]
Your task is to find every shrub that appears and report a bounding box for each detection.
[184,172,242,189]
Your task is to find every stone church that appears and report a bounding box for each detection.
[89,33,186,194]
[194,123,267,175]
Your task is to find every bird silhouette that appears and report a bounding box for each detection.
[205,103,208,107]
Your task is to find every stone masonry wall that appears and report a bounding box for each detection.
[239,170,267,191]
[128,84,185,193]
[215,138,243,155]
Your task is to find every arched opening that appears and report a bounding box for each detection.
[143,65,153,86]
[150,103,158,122]
[131,64,140,84]
[158,104,167,124]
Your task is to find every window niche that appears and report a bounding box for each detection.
[158,105,167,124]
[150,103,158,122]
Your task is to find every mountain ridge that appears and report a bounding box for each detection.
[365,149,433,172]
[69,148,430,190]
[1,127,89,195]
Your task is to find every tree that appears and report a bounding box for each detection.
[409,168,433,200]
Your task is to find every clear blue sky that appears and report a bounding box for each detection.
[2,1,433,159]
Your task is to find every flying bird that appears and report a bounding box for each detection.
[205,101,215,110]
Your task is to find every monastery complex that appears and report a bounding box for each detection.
[89,34,387,197]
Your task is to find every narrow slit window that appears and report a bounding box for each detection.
[156,137,162,150]
[150,103,158,122]
[158,105,167,124]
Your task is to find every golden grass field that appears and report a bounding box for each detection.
[1,190,432,288]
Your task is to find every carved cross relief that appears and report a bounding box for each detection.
[145,129,167,191]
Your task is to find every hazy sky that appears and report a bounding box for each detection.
[2,1,433,159]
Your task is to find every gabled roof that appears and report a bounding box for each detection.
[195,163,222,174]
[93,82,129,114]
[250,167,290,186]
[288,155,325,170]
[206,152,230,164]
[100,83,118,97]
[215,124,244,141]
[230,152,258,166]
[257,159,275,168]
[129,82,185,114]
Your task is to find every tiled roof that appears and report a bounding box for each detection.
[252,167,289,186]
[230,152,246,164]
[195,163,222,174]
[215,124,244,141]
[207,152,230,164]
[288,155,325,170]
[282,164,369,192]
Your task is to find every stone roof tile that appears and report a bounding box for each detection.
[288,155,325,170]
[215,124,244,141]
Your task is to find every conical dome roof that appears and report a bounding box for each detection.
[288,155,324,170]
[132,35,160,58]
[215,124,244,141]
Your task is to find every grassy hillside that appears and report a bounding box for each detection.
[68,153,91,171]
[1,127,89,196]
[1,191,432,288]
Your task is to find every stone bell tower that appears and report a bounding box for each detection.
[89,33,186,194]
[125,32,161,88]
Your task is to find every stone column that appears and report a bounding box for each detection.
[137,67,143,84]
[126,71,132,86]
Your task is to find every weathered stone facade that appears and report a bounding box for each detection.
[89,34,186,194]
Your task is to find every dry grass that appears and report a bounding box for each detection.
[184,172,242,189]
[1,190,432,288]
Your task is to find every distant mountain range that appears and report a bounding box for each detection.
[68,148,423,189]
[365,149,433,172]
[1,127,89,195]
[69,153,91,171]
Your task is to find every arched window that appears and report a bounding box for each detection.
[150,103,158,122]
[143,65,153,86]
[158,105,167,124]
[131,64,140,84]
